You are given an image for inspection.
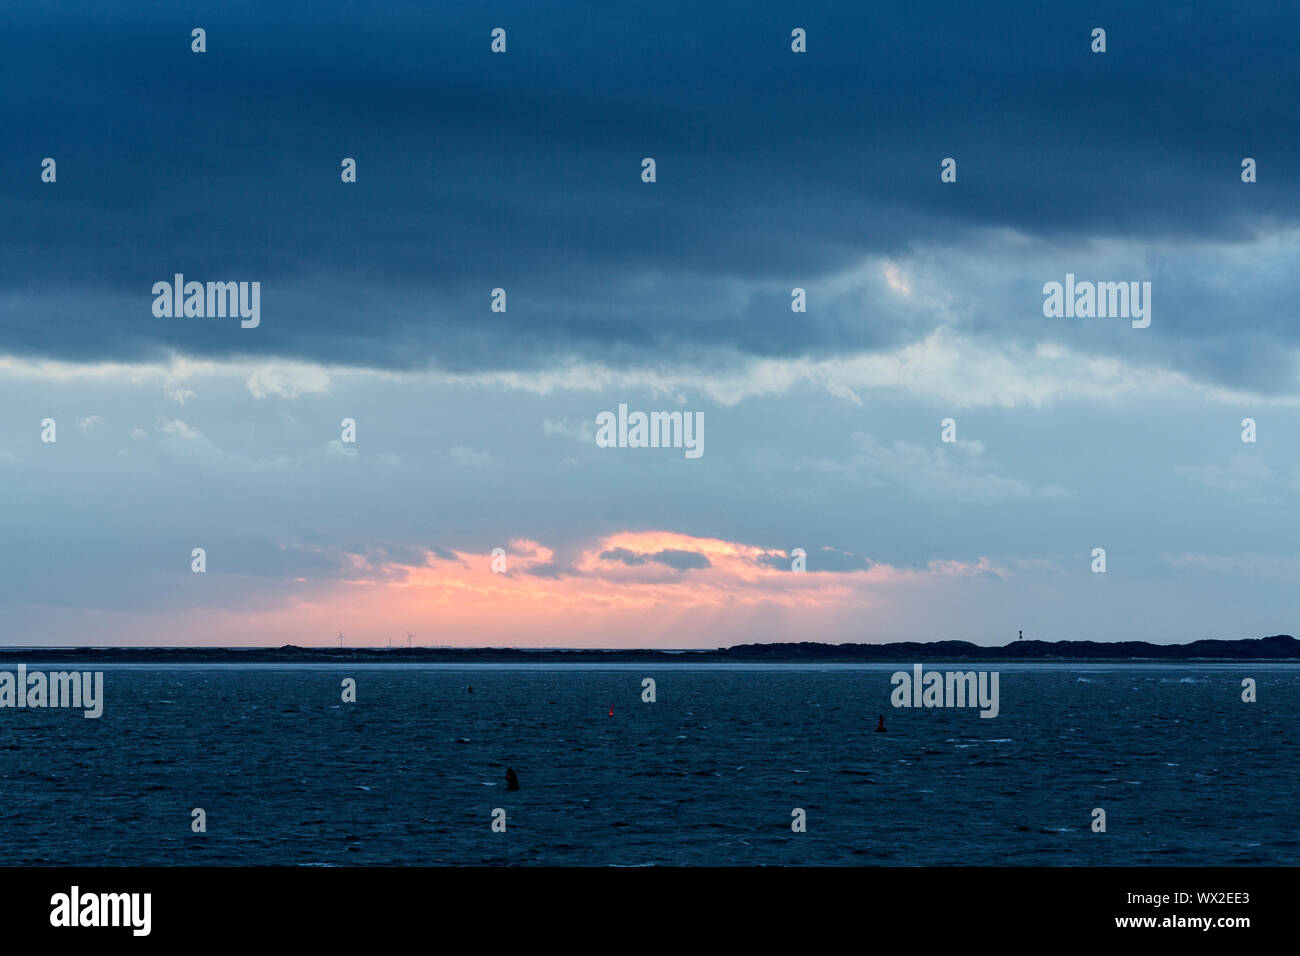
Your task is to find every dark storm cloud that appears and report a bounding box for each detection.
[3,0,1299,377]
[600,547,711,571]
[650,549,712,571]
[522,561,573,579]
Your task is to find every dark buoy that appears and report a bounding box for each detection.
[875,714,887,733]
[505,767,519,791]
[467,685,473,693]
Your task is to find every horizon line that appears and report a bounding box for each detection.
[1,634,1294,653]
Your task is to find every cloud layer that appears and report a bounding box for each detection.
[2,2,1297,645]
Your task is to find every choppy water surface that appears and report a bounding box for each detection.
[1,664,1295,865]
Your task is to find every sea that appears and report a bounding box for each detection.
[1,663,1295,866]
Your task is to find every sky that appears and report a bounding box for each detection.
[1,1,1298,647]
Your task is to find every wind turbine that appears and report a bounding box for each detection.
[338,630,344,648]
[406,631,414,648]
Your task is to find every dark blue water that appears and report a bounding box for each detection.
[1,664,1295,865]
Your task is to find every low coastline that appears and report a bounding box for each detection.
[0,634,1295,664]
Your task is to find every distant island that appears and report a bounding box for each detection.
[1,634,1297,662]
